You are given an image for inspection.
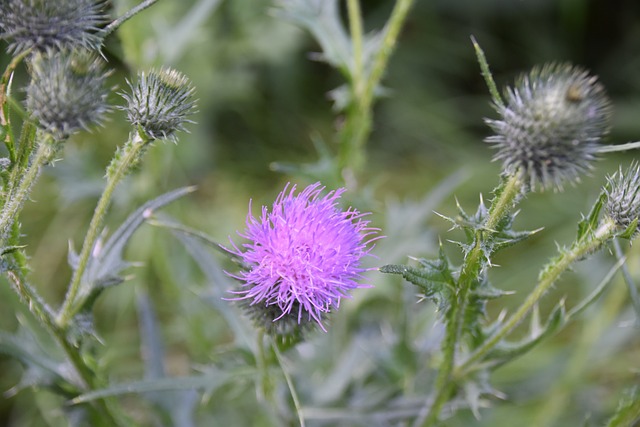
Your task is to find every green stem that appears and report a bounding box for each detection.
[361,0,414,112]
[5,121,38,204]
[597,141,640,153]
[0,136,57,240]
[338,0,415,175]
[455,217,618,379]
[417,174,523,427]
[1,49,30,163]
[57,133,147,327]
[102,0,161,37]
[6,270,57,337]
[606,394,640,427]
[347,0,364,95]
[271,339,305,427]
[534,264,626,426]
[471,36,504,110]
[612,238,640,320]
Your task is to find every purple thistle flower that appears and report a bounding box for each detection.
[225,182,380,334]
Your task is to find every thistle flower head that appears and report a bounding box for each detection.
[120,68,197,143]
[605,162,640,234]
[0,0,108,55]
[25,50,111,139]
[486,64,611,191]
[225,182,380,334]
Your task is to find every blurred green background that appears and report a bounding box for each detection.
[1,0,640,425]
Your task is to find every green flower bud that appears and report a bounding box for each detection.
[120,68,196,143]
[605,162,640,234]
[25,50,111,139]
[486,64,612,191]
[0,0,108,55]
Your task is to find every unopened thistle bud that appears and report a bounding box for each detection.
[0,0,108,55]
[120,68,196,143]
[486,64,611,191]
[605,162,640,234]
[25,50,111,139]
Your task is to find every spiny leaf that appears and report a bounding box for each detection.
[449,193,535,259]
[605,387,640,427]
[619,217,639,240]
[381,252,454,291]
[169,228,256,351]
[462,273,504,347]
[577,190,607,241]
[137,292,198,427]
[489,227,541,253]
[461,371,501,420]
[70,368,257,405]
[481,302,566,370]
[274,0,351,73]
[472,284,513,300]
[0,327,80,397]
[270,134,340,187]
[70,187,195,317]
[274,0,385,112]
[454,195,488,229]
[471,35,504,109]
[380,246,455,309]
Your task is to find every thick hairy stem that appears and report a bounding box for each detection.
[0,136,57,240]
[456,217,617,378]
[417,175,523,426]
[57,133,146,327]
[338,0,415,176]
[102,0,161,37]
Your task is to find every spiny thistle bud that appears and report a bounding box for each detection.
[605,162,640,234]
[485,64,612,191]
[0,0,108,55]
[25,50,111,139]
[224,182,381,336]
[120,68,196,143]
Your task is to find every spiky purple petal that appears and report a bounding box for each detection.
[225,182,380,332]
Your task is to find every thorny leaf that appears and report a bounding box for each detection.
[0,325,81,397]
[274,0,351,72]
[274,0,384,111]
[137,292,198,427]
[481,301,566,370]
[380,244,455,311]
[577,190,606,241]
[605,386,640,427]
[67,187,195,326]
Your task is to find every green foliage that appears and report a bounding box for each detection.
[1,1,640,426]
[66,186,194,324]
[381,245,454,310]
[606,387,640,427]
[382,181,537,367]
